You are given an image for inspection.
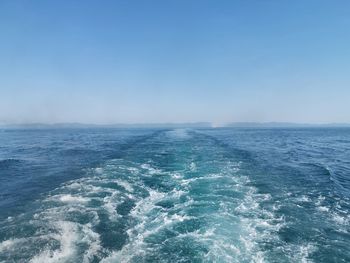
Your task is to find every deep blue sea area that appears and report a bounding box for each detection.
[0,128,349,262]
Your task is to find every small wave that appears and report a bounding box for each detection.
[300,162,332,178]
[0,158,23,168]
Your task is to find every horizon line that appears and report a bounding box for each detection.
[1,121,350,129]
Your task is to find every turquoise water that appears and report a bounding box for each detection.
[0,128,349,262]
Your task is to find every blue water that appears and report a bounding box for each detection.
[0,128,349,262]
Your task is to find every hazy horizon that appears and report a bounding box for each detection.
[1,1,349,124]
[1,121,350,129]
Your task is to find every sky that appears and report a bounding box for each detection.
[0,0,349,125]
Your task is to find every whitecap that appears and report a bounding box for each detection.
[58,194,90,203]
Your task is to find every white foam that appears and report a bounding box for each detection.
[100,188,174,262]
[0,238,26,252]
[115,179,134,192]
[317,206,329,212]
[102,191,122,220]
[59,194,90,203]
[332,213,349,225]
[285,243,316,263]
[94,167,103,174]
[81,223,102,263]
[296,195,311,203]
[171,172,183,179]
[189,162,197,171]
[180,173,227,185]
[131,189,165,217]
[29,221,101,263]
[252,252,265,263]
[140,163,162,175]
[30,221,78,263]
[125,166,139,174]
[170,188,187,198]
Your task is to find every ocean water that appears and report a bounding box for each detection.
[0,128,349,263]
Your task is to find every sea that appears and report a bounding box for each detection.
[0,127,349,262]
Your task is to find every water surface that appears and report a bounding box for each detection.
[0,128,349,262]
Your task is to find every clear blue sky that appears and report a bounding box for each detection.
[0,1,349,124]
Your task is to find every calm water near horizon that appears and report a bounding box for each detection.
[0,128,349,262]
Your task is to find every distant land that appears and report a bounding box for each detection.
[0,122,211,129]
[1,122,350,129]
[224,122,350,128]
